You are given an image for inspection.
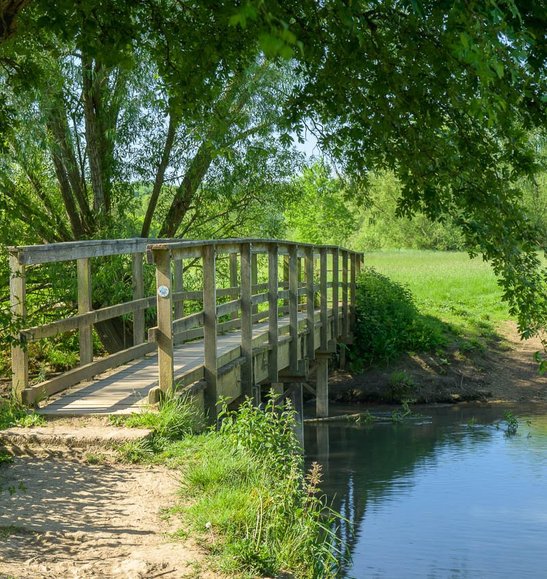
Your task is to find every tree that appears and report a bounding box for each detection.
[0,0,546,340]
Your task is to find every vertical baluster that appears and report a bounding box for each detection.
[305,247,315,361]
[132,252,145,345]
[289,244,299,373]
[78,258,93,365]
[173,258,184,322]
[320,247,328,351]
[332,248,339,339]
[203,244,218,421]
[268,244,279,385]
[240,243,253,398]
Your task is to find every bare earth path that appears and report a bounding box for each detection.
[0,459,211,579]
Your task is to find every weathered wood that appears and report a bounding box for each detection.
[342,251,349,341]
[14,238,152,265]
[77,258,93,366]
[173,259,184,321]
[22,297,156,342]
[172,311,204,335]
[9,253,27,401]
[316,353,329,418]
[350,252,357,335]
[332,248,339,339]
[23,341,156,405]
[251,252,258,316]
[229,253,238,320]
[132,252,145,345]
[268,244,279,383]
[240,242,253,398]
[154,249,174,394]
[319,248,328,351]
[288,245,299,373]
[202,244,218,421]
[305,247,316,361]
[217,299,241,317]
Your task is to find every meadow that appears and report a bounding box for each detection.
[364,250,511,343]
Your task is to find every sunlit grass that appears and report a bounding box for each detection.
[365,250,510,341]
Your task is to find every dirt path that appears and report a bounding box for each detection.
[0,459,212,579]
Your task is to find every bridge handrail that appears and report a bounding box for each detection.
[8,238,362,409]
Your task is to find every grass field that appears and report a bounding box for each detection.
[364,250,511,343]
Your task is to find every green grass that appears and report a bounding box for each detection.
[116,395,345,577]
[365,250,510,341]
[0,398,45,430]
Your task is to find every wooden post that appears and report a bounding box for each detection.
[77,257,93,365]
[319,247,328,351]
[332,248,339,339]
[202,244,218,422]
[251,252,258,315]
[240,243,253,398]
[316,353,329,418]
[340,250,349,370]
[155,249,174,394]
[289,244,299,373]
[173,258,184,321]
[132,252,145,345]
[342,251,349,341]
[229,253,238,320]
[9,251,27,402]
[305,247,315,361]
[268,244,279,384]
[350,253,357,335]
[282,254,289,311]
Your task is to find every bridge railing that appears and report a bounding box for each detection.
[8,238,362,408]
[147,239,363,418]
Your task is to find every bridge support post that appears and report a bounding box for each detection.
[9,251,27,402]
[154,248,174,395]
[316,353,329,418]
[77,257,93,365]
[240,242,253,399]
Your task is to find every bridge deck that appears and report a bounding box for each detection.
[38,313,303,416]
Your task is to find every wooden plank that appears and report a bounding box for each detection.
[202,244,218,421]
[173,259,184,321]
[268,244,279,383]
[9,252,27,402]
[172,311,204,334]
[23,342,156,404]
[154,248,174,394]
[288,244,299,373]
[251,293,268,306]
[332,248,339,339]
[217,299,240,317]
[15,238,152,265]
[319,248,328,351]
[77,258,93,366]
[240,242,253,398]
[22,297,156,342]
[132,252,145,345]
[305,247,315,361]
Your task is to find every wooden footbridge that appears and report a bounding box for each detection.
[9,239,362,420]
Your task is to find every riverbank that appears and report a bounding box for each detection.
[330,320,546,405]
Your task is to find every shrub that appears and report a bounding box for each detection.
[352,267,443,366]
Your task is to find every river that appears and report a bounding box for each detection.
[304,404,547,578]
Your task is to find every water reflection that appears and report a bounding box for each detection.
[305,406,547,578]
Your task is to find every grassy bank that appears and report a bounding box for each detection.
[365,250,510,341]
[114,396,344,578]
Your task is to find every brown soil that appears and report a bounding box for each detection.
[0,458,217,579]
[331,321,546,405]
